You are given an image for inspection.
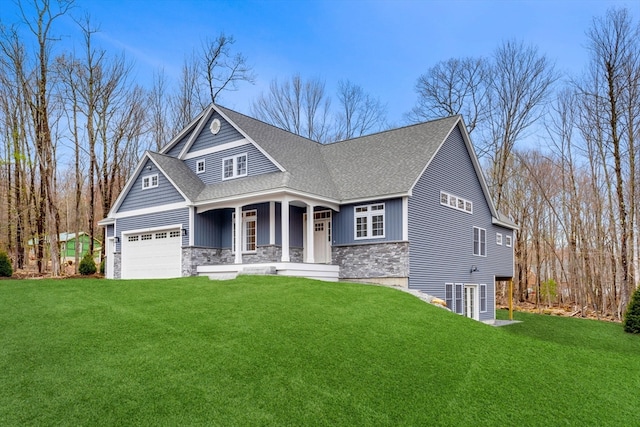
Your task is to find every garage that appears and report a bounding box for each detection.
[121,229,182,279]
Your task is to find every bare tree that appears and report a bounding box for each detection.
[407,57,492,136]
[251,74,333,142]
[334,79,387,141]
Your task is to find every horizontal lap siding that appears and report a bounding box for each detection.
[333,198,403,245]
[408,125,511,321]
[184,143,279,185]
[190,112,244,152]
[118,159,185,212]
[165,134,189,157]
[115,208,189,252]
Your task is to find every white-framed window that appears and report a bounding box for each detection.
[222,153,247,180]
[455,283,463,314]
[232,210,257,253]
[445,283,453,311]
[480,284,487,312]
[505,234,512,247]
[354,203,385,240]
[496,233,503,246]
[196,159,205,174]
[142,174,158,189]
[440,191,472,214]
[473,226,486,257]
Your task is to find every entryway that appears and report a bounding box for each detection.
[464,284,479,320]
[303,211,332,264]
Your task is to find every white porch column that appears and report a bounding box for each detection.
[281,198,290,262]
[269,201,276,245]
[234,206,242,264]
[305,204,315,263]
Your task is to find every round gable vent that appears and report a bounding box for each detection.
[210,118,221,135]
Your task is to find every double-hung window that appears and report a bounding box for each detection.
[232,210,257,253]
[354,203,385,240]
[196,159,205,174]
[473,226,486,256]
[142,174,158,189]
[222,153,247,180]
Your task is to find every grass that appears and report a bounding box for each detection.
[1,276,639,426]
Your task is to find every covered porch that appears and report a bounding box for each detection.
[188,191,340,280]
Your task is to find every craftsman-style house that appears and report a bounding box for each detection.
[99,104,515,322]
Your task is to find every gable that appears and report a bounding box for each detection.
[188,111,245,153]
[117,159,186,213]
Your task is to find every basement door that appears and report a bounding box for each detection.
[464,285,479,320]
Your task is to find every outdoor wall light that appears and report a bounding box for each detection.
[114,236,120,243]
[470,265,479,273]
[181,228,188,236]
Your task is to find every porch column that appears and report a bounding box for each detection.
[281,199,290,262]
[305,204,315,263]
[234,206,242,264]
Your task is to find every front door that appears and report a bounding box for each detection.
[313,219,331,263]
[464,285,478,320]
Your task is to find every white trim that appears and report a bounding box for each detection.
[222,152,248,180]
[281,198,290,262]
[402,196,409,241]
[232,209,257,255]
[122,223,183,236]
[111,202,188,219]
[440,190,472,214]
[213,106,286,173]
[480,284,487,313]
[189,206,195,246]
[473,226,487,257]
[141,173,158,190]
[183,139,250,160]
[496,233,503,246]
[178,107,214,159]
[269,202,275,245]
[159,106,210,154]
[354,202,386,240]
[505,234,512,247]
[195,189,340,213]
[196,159,206,174]
[341,192,410,206]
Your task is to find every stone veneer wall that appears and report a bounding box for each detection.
[333,242,409,286]
[113,253,121,279]
[182,245,304,276]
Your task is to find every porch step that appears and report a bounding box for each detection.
[241,266,277,275]
[206,272,238,281]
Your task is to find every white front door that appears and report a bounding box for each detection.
[313,219,331,264]
[465,285,478,320]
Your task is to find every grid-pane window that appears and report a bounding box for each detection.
[354,203,385,239]
[480,284,487,312]
[232,210,257,253]
[455,284,463,315]
[196,159,205,174]
[474,226,486,256]
[440,191,472,214]
[142,174,158,189]
[223,153,248,180]
[445,283,454,311]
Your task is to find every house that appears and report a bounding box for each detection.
[99,104,516,322]
[28,232,101,263]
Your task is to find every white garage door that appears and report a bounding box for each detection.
[121,229,182,279]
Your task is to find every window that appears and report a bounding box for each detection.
[128,235,139,242]
[222,153,247,180]
[473,226,486,257]
[440,191,472,214]
[232,210,257,253]
[141,234,152,241]
[156,232,167,239]
[480,284,487,312]
[142,174,158,189]
[445,283,453,311]
[505,234,512,247]
[354,203,385,239]
[455,283,463,315]
[496,233,503,246]
[169,230,181,238]
[196,159,205,174]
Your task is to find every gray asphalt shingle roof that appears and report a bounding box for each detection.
[154,104,461,205]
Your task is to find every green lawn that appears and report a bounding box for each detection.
[1,276,638,426]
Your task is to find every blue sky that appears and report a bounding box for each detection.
[2,0,638,125]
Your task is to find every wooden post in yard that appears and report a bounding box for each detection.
[509,278,514,321]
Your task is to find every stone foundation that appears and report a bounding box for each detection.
[333,241,409,286]
[114,253,121,279]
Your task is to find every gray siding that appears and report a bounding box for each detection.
[189,112,244,152]
[194,210,222,247]
[184,143,279,185]
[115,208,189,252]
[165,133,190,158]
[197,204,271,249]
[333,198,403,245]
[118,159,186,212]
[105,224,114,238]
[407,125,513,321]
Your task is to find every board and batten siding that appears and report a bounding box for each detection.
[408,125,512,321]
[333,198,403,245]
[189,112,244,152]
[184,143,279,185]
[195,203,272,249]
[118,159,186,212]
[115,208,189,252]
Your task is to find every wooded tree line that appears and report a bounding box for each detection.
[0,1,637,318]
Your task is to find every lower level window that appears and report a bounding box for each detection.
[232,210,257,252]
[354,203,385,239]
